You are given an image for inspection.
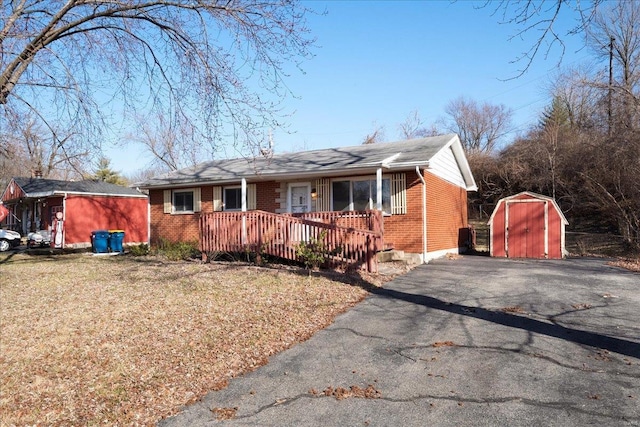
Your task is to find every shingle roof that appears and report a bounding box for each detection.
[11,177,146,199]
[139,134,462,188]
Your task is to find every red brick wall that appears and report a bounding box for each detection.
[149,182,280,244]
[149,189,200,244]
[149,175,469,255]
[384,170,424,254]
[384,170,468,254]
[425,171,468,252]
[256,181,280,212]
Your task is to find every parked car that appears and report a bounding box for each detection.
[0,229,21,252]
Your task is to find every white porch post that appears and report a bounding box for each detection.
[241,178,247,244]
[241,178,247,212]
[376,168,382,211]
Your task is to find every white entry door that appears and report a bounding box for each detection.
[290,185,310,213]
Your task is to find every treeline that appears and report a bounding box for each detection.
[469,92,639,250]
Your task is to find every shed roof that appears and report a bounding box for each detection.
[138,134,477,190]
[487,191,569,226]
[2,177,146,201]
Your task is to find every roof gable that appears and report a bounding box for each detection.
[487,191,569,226]
[139,134,477,191]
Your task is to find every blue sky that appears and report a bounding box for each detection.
[108,1,591,175]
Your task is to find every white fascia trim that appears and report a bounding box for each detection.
[140,164,433,190]
[442,134,478,191]
[381,153,402,168]
[51,191,148,199]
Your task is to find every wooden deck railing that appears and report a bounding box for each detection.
[286,210,384,250]
[199,210,383,272]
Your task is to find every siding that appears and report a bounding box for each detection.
[1,179,26,201]
[489,192,566,259]
[428,146,466,189]
[64,195,148,246]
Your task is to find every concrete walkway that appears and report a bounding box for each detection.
[159,256,640,426]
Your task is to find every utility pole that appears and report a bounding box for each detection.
[608,36,615,136]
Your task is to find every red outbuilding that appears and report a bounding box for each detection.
[1,177,149,250]
[488,191,568,259]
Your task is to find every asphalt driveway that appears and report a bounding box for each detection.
[160,256,640,426]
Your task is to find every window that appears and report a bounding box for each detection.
[331,178,391,214]
[332,181,350,211]
[173,191,194,212]
[224,187,242,210]
[163,188,201,214]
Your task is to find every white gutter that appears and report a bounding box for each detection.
[51,191,148,198]
[416,166,427,263]
[139,163,432,190]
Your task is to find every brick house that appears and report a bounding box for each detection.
[138,134,477,263]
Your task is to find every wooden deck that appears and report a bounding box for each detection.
[199,210,383,272]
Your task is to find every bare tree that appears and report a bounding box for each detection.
[547,66,604,130]
[485,0,604,77]
[398,110,440,140]
[586,0,640,132]
[129,113,201,171]
[444,97,513,154]
[1,1,315,170]
[1,112,91,179]
[362,124,386,145]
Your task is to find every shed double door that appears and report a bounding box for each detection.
[506,201,546,258]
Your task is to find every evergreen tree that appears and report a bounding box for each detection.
[93,158,127,186]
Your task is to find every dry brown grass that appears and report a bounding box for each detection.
[0,253,371,426]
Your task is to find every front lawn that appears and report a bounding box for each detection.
[0,253,370,425]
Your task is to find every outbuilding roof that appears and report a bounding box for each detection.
[2,177,146,201]
[487,191,569,226]
[138,134,477,190]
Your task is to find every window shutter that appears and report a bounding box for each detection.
[194,188,201,212]
[163,190,172,214]
[315,178,330,211]
[213,186,222,211]
[247,184,257,210]
[391,173,407,215]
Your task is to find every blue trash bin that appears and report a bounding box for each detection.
[91,230,109,253]
[108,230,125,253]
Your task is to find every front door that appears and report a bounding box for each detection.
[507,201,546,258]
[290,185,310,213]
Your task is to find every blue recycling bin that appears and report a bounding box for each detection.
[108,230,125,253]
[91,230,109,253]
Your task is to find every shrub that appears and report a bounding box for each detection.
[128,243,150,256]
[156,239,200,261]
[295,231,335,273]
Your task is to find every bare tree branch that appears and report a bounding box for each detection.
[1,0,316,170]
[481,0,604,78]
